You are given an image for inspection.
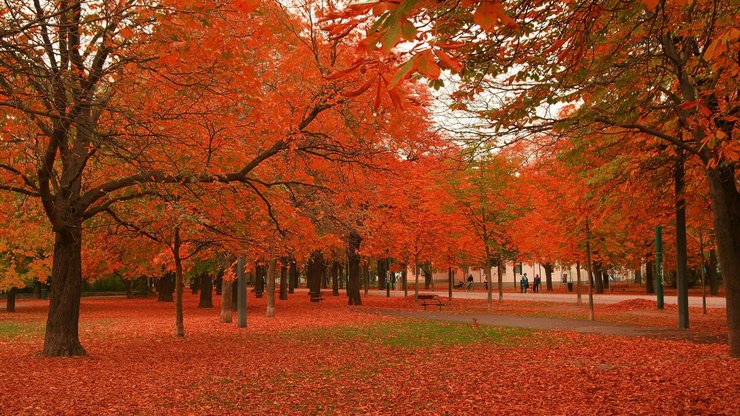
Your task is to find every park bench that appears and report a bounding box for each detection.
[309,292,325,302]
[610,283,628,293]
[417,294,447,311]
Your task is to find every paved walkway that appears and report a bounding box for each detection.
[371,309,727,345]
[365,288,726,308]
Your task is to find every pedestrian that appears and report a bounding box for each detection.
[533,274,541,293]
[521,273,529,293]
[466,274,474,291]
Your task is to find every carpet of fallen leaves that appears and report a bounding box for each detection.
[1,292,737,415]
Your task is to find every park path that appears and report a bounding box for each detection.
[370,309,727,345]
[363,288,726,308]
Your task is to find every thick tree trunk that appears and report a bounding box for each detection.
[646,261,655,294]
[377,259,387,290]
[601,269,609,290]
[158,272,174,302]
[347,231,362,305]
[254,263,265,297]
[266,259,276,317]
[708,249,720,296]
[279,262,288,300]
[220,277,233,323]
[289,260,298,294]
[215,273,223,296]
[231,279,238,310]
[543,263,554,292]
[422,262,432,290]
[43,226,86,356]
[593,261,604,294]
[6,287,16,312]
[363,260,369,296]
[634,268,642,285]
[198,274,213,308]
[190,275,199,295]
[706,164,740,357]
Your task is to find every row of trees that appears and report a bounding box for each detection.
[1,0,735,357]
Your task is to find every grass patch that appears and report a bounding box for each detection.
[285,319,534,348]
[0,321,44,340]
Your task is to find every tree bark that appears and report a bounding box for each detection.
[279,261,288,300]
[266,259,276,317]
[120,275,133,299]
[708,249,720,296]
[496,256,504,303]
[158,272,174,302]
[601,268,609,290]
[347,231,362,305]
[6,287,16,312]
[576,262,582,304]
[543,263,554,292]
[705,163,740,357]
[173,227,185,338]
[289,259,298,294]
[422,262,432,290]
[220,276,233,323]
[363,260,369,296]
[593,261,604,294]
[332,261,340,296]
[43,226,86,356]
[675,154,691,325]
[646,261,655,294]
[377,259,387,290]
[634,268,642,285]
[198,274,213,308]
[401,263,408,297]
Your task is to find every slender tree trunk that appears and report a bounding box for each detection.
[289,259,298,293]
[6,287,16,312]
[215,272,223,296]
[198,274,213,308]
[220,276,233,323]
[237,257,247,328]
[646,260,655,294]
[576,261,582,304]
[279,262,288,300]
[601,268,609,290]
[402,263,408,297]
[363,260,369,297]
[414,256,420,299]
[378,259,387,290]
[708,249,720,296]
[448,267,453,301]
[32,281,41,299]
[266,259,276,317]
[347,231,362,305]
[173,227,185,338]
[544,263,554,292]
[585,221,595,321]
[43,226,86,356]
[497,256,504,303]
[332,262,340,296]
[422,262,432,290]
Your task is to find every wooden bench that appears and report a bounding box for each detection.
[417,294,447,311]
[309,292,324,302]
[610,283,628,293]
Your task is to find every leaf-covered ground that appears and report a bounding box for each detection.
[1,293,737,415]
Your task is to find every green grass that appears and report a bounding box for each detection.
[284,319,535,348]
[0,321,44,340]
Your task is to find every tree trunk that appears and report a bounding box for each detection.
[198,274,213,308]
[585,223,595,321]
[448,267,453,301]
[173,227,185,338]
[332,261,340,296]
[158,272,174,302]
[347,231,362,305]
[220,276,233,323]
[543,263,554,292]
[402,263,408,297]
[190,274,199,295]
[377,259,387,290]
[593,261,604,294]
[422,262,432,290]
[708,249,720,296]
[414,256,420,299]
[705,163,740,357]
[634,268,642,285]
[43,226,86,356]
[266,258,276,317]
[601,268,609,290]
[237,257,247,328]
[646,261,655,294]
[279,262,288,300]
[576,261,582,304]
[254,263,265,297]
[33,281,41,299]
[6,287,16,312]
[120,275,133,299]
[496,256,504,303]
[363,260,369,296]
[231,279,238,310]
[289,260,298,294]
[215,272,223,296]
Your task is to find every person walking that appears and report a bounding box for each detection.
[533,274,541,293]
[466,274,474,291]
[521,273,529,293]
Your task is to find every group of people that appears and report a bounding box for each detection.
[520,273,541,293]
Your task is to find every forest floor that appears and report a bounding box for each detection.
[1,293,737,415]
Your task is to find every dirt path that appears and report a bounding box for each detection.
[371,309,727,344]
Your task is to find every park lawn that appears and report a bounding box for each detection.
[0,294,737,415]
